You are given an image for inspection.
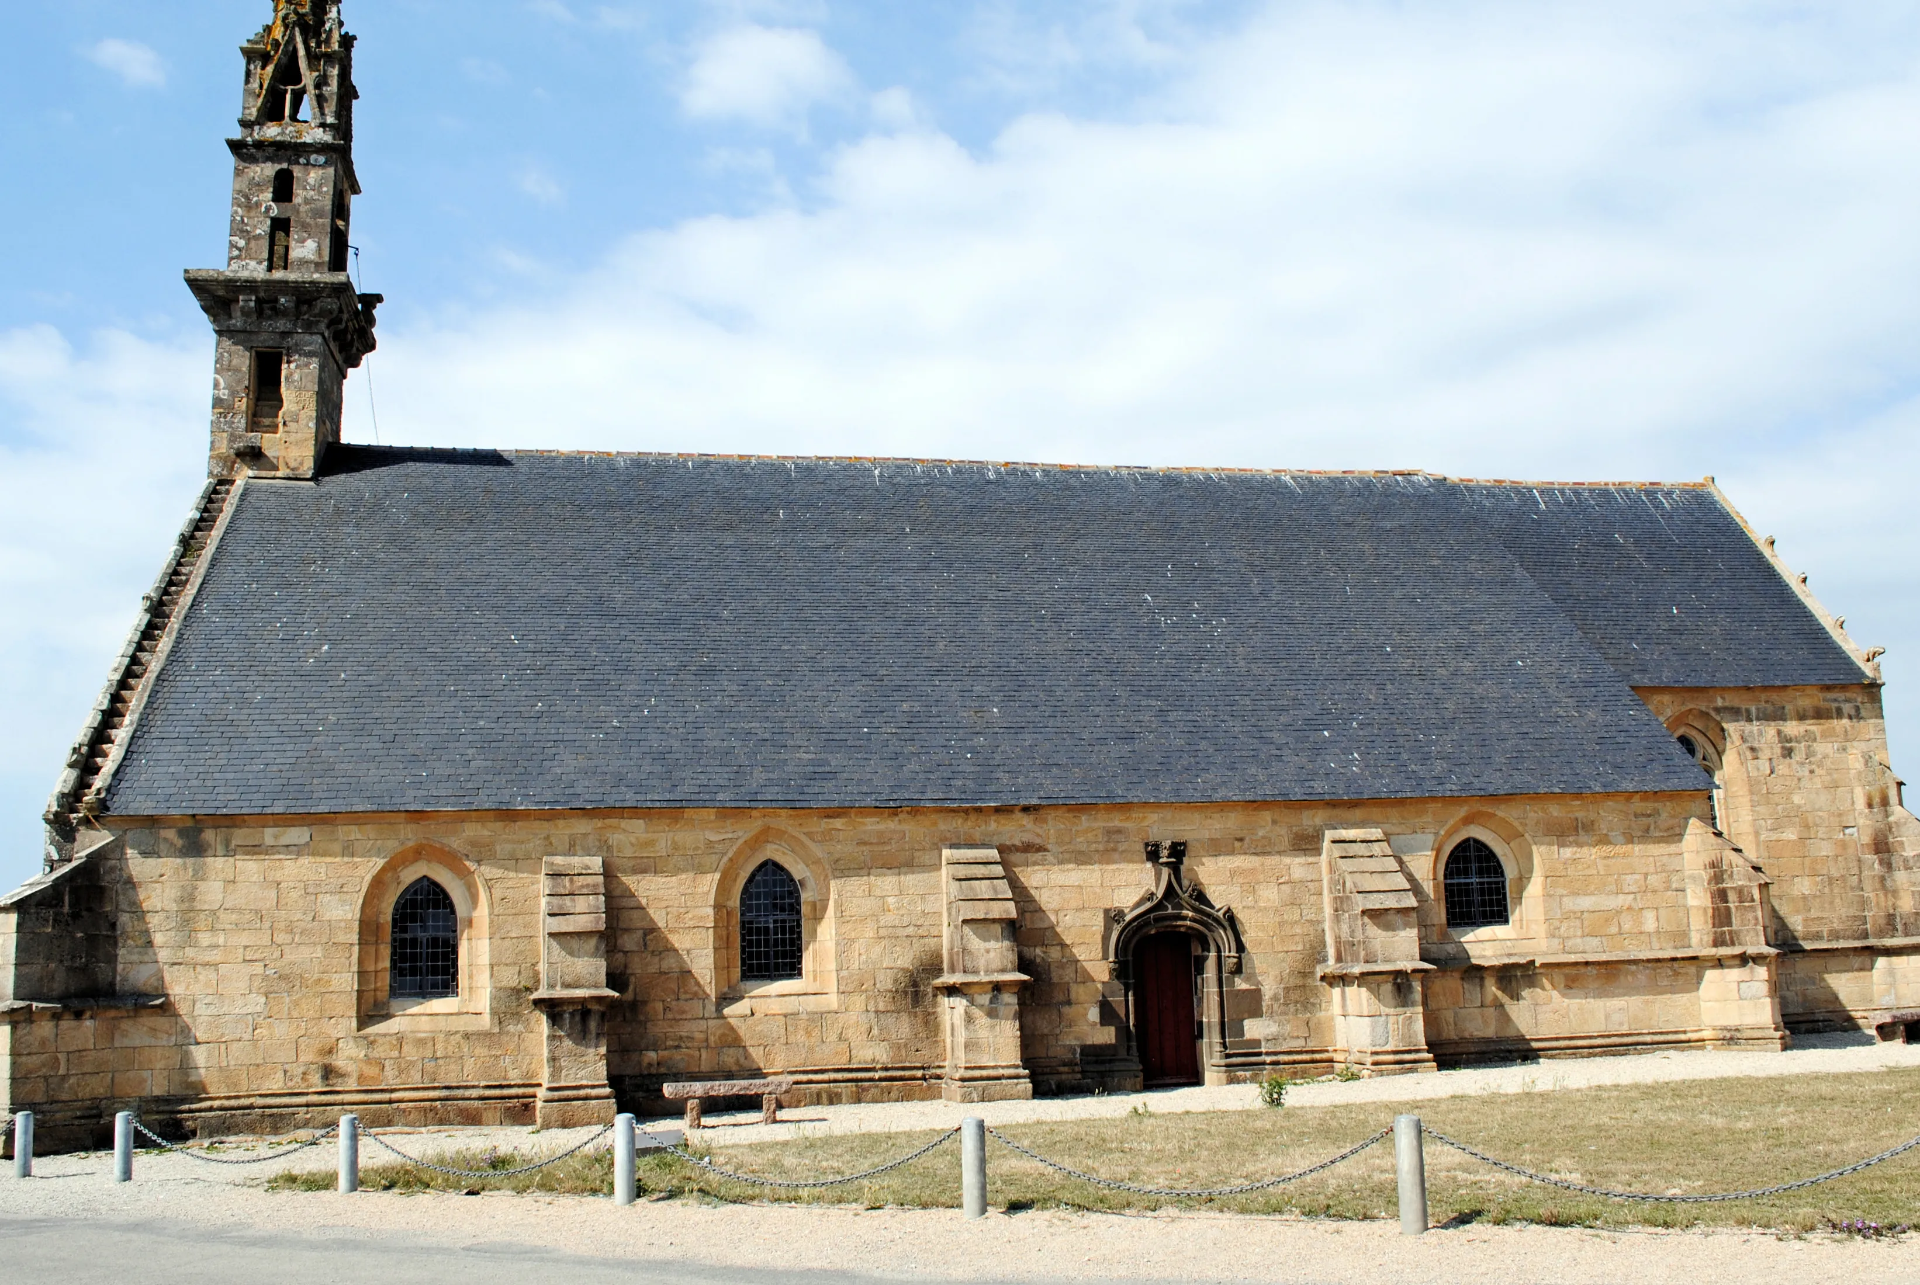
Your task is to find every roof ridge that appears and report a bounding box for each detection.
[1445,475,1715,491]
[329,444,1709,489]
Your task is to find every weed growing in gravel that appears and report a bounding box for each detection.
[1825,1218,1912,1239]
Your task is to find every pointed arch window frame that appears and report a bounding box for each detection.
[390,875,460,999]
[711,829,838,1004]
[1424,815,1538,948]
[356,843,492,1032]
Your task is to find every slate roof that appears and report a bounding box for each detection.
[1458,483,1867,688]
[100,449,1864,817]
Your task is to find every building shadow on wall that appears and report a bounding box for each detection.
[603,890,705,1118]
[999,856,1140,1096]
[2,835,211,1151]
[1766,906,1864,1037]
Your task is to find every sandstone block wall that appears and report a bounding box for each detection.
[7,757,1918,1146]
[1636,684,1920,1030]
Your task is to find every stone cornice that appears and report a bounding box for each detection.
[184,268,380,369]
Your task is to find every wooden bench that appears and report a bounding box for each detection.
[662,1076,795,1130]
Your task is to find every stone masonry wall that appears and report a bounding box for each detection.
[9,781,1916,1144]
[1635,684,1920,1030]
[1635,684,1919,942]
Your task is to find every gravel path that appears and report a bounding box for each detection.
[682,1030,1920,1143]
[3,1177,1918,1285]
[3,1035,1917,1284]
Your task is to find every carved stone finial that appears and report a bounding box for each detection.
[1143,839,1186,869]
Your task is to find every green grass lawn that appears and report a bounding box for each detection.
[269,1067,1920,1232]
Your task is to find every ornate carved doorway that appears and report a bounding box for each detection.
[1108,840,1246,1090]
[1135,932,1201,1086]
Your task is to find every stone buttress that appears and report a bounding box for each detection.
[932,846,1033,1101]
[532,856,619,1126]
[1319,828,1437,1074]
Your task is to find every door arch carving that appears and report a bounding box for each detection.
[1106,841,1247,1086]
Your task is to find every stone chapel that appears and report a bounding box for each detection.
[5,0,1919,1150]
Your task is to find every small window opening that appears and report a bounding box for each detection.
[272,167,296,205]
[1443,837,1510,930]
[1678,733,1724,830]
[250,350,284,433]
[263,61,308,123]
[739,859,803,982]
[390,877,459,999]
[328,189,349,272]
[268,217,292,271]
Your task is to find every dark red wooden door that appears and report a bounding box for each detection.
[1136,934,1199,1086]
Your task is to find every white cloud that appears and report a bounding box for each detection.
[680,24,856,129]
[374,9,1920,478]
[462,57,511,86]
[869,86,922,132]
[516,164,566,206]
[84,38,166,89]
[0,325,206,891]
[962,0,1194,95]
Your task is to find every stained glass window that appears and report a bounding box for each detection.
[391,877,459,998]
[740,860,803,982]
[1443,837,1510,930]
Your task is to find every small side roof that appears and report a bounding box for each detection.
[1456,482,1867,688]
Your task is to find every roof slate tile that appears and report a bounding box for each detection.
[102,450,1836,816]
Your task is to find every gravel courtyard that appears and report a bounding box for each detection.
[5,1035,1919,1284]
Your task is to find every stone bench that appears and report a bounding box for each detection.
[1875,1011,1920,1043]
[662,1076,795,1130]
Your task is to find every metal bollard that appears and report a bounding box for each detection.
[114,1112,135,1183]
[614,1113,636,1206]
[13,1112,32,1178]
[338,1114,359,1194]
[961,1117,986,1220]
[1394,1114,1427,1235]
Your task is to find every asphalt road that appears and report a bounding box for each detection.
[0,1216,1222,1285]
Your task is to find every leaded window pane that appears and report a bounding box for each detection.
[740,860,803,982]
[1443,837,1510,930]
[391,877,459,998]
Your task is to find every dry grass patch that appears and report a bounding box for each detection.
[271,1068,1920,1231]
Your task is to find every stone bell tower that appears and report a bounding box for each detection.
[186,0,380,479]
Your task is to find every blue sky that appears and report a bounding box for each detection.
[3,0,1918,893]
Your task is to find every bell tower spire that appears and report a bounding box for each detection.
[185,0,380,479]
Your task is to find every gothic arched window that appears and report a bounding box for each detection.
[1677,730,1726,830]
[1443,837,1510,930]
[391,877,459,998]
[739,860,803,982]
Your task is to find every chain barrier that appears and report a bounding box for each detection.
[25,1107,1918,1205]
[985,1124,1392,1198]
[362,1123,613,1179]
[132,1118,339,1166]
[636,1122,960,1189]
[1422,1125,1920,1204]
